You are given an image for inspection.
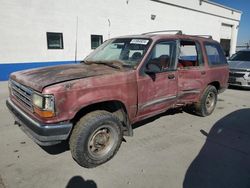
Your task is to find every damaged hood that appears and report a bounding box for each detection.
[228,61,250,71]
[10,64,121,92]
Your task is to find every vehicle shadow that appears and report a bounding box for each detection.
[133,108,183,129]
[65,176,97,188]
[183,108,250,188]
[40,140,69,155]
[228,85,250,91]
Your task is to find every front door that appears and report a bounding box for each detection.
[137,40,178,119]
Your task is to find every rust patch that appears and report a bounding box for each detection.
[57,97,66,106]
[10,63,124,92]
[64,82,74,90]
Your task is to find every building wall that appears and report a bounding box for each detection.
[0,0,241,80]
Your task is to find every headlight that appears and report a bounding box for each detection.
[32,93,55,118]
[33,93,44,109]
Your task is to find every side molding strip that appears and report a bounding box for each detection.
[140,95,177,109]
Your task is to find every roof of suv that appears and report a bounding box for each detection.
[116,33,215,43]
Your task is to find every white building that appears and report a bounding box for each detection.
[0,0,241,80]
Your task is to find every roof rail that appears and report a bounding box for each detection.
[142,30,183,35]
[190,35,213,39]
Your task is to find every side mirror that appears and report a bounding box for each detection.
[145,63,161,74]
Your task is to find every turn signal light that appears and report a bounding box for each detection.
[34,107,55,118]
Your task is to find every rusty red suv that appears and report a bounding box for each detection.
[6,31,229,168]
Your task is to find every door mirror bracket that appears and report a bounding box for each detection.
[144,63,161,74]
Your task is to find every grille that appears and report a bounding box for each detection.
[11,80,33,111]
[229,72,245,78]
[228,77,236,83]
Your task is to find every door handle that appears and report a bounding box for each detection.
[168,74,175,79]
[201,71,206,75]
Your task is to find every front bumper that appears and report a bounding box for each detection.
[6,98,73,146]
[228,70,250,88]
[228,76,250,88]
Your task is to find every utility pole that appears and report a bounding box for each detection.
[246,41,250,49]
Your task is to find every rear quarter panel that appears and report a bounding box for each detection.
[201,40,229,92]
[206,65,229,89]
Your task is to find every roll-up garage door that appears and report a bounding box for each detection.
[220,23,232,39]
[220,23,232,57]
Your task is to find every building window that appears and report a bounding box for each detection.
[47,32,63,49]
[91,35,103,49]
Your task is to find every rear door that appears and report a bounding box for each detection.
[177,40,207,103]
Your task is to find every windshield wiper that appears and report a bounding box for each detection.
[98,62,121,69]
[121,62,136,69]
[85,61,121,69]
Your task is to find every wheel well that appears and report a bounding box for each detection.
[71,101,132,136]
[208,81,220,91]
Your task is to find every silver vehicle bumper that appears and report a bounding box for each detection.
[229,72,250,88]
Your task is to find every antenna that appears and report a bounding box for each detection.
[142,30,182,35]
[108,19,111,39]
[246,41,250,49]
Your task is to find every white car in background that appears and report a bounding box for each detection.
[228,49,250,89]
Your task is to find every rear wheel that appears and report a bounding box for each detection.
[195,85,217,117]
[69,110,122,168]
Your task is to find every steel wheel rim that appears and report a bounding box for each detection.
[205,91,216,113]
[87,124,116,159]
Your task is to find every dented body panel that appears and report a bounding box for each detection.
[10,65,138,124]
[10,64,120,92]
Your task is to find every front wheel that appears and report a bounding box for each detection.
[69,110,123,168]
[195,85,218,117]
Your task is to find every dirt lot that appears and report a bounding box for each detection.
[0,81,250,188]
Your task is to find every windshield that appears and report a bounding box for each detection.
[84,38,151,67]
[230,51,250,61]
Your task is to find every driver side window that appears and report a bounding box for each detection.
[147,41,177,72]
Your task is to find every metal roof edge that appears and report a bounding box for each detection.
[203,0,242,14]
[151,0,241,22]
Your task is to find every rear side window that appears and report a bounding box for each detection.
[178,40,203,68]
[180,43,197,61]
[205,43,227,65]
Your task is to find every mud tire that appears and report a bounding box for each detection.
[195,85,217,117]
[69,110,122,168]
